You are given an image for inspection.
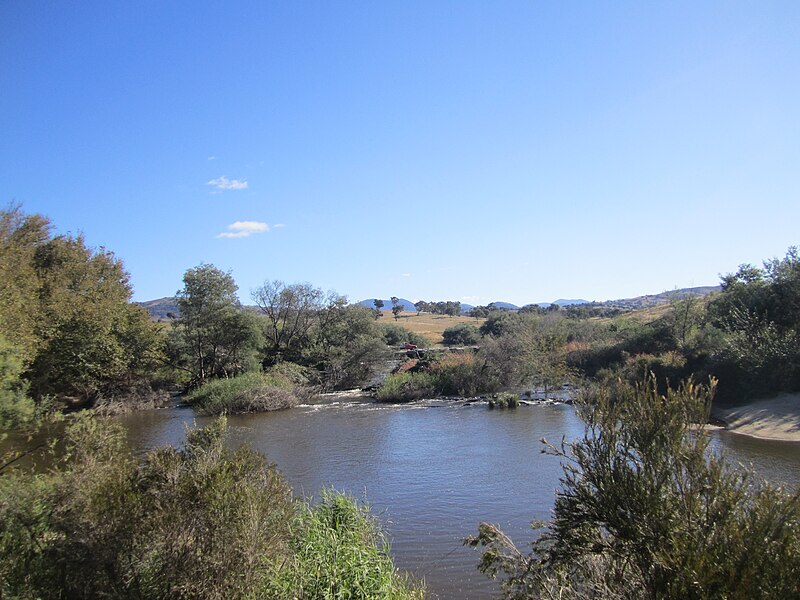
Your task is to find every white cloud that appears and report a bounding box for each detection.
[462,295,481,302]
[207,156,217,161]
[216,221,269,239]
[207,176,248,191]
[402,273,412,277]
[272,223,286,228]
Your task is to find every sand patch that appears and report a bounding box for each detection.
[713,393,800,442]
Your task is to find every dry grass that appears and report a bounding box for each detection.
[377,310,484,346]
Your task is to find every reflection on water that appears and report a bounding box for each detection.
[117,398,800,600]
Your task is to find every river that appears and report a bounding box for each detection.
[116,396,800,600]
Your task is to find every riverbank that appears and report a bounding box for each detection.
[712,393,800,442]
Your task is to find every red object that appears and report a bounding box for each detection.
[403,343,418,350]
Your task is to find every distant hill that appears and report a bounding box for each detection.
[357,298,418,312]
[136,297,179,320]
[552,298,590,306]
[488,301,519,310]
[596,285,721,310]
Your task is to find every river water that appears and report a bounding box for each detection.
[117,396,800,600]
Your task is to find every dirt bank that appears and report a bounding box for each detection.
[712,393,800,442]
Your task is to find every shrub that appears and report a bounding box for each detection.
[379,323,429,347]
[427,352,483,396]
[488,392,519,409]
[0,415,295,599]
[468,374,800,599]
[0,417,424,600]
[376,372,438,402]
[0,336,37,430]
[442,323,480,346]
[186,370,309,415]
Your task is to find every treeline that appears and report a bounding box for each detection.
[0,206,432,423]
[379,245,800,403]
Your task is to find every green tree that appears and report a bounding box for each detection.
[442,323,480,346]
[173,264,259,386]
[252,280,325,362]
[373,298,385,319]
[390,296,403,321]
[0,205,50,366]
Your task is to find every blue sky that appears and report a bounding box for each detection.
[2,1,798,305]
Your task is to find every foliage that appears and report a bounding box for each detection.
[376,371,438,402]
[0,417,422,600]
[442,323,480,346]
[380,323,428,347]
[0,205,165,408]
[172,264,261,387]
[468,374,800,599]
[266,490,425,599]
[253,280,328,362]
[0,415,295,599]
[185,369,308,415]
[391,296,404,320]
[309,302,390,390]
[488,392,519,409]
[0,336,37,430]
[415,300,462,316]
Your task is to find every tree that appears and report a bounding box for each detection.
[469,306,490,320]
[174,264,259,386]
[0,205,165,405]
[373,298,384,320]
[442,323,480,346]
[390,296,403,321]
[252,281,325,363]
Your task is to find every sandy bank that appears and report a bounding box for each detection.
[712,392,800,442]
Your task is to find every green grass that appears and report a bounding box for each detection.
[186,370,307,415]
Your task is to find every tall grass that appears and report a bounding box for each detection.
[186,370,309,415]
[267,490,425,599]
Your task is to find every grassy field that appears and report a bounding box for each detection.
[377,310,484,346]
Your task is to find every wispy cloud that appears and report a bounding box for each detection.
[207,176,248,191]
[462,295,481,303]
[207,156,217,161]
[272,223,286,228]
[216,221,269,239]
[402,273,412,277]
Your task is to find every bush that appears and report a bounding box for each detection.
[468,374,800,599]
[376,372,438,402]
[442,323,480,346]
[0,415,295,599]
[379,323,429,347]
[0,336,37,430]
[0,417,424,600]
[186,370,309,415]
[488,392,519,409]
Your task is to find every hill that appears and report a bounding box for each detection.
[136,297,180,320]
[596,285,720,310]
[358,298,418,312]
